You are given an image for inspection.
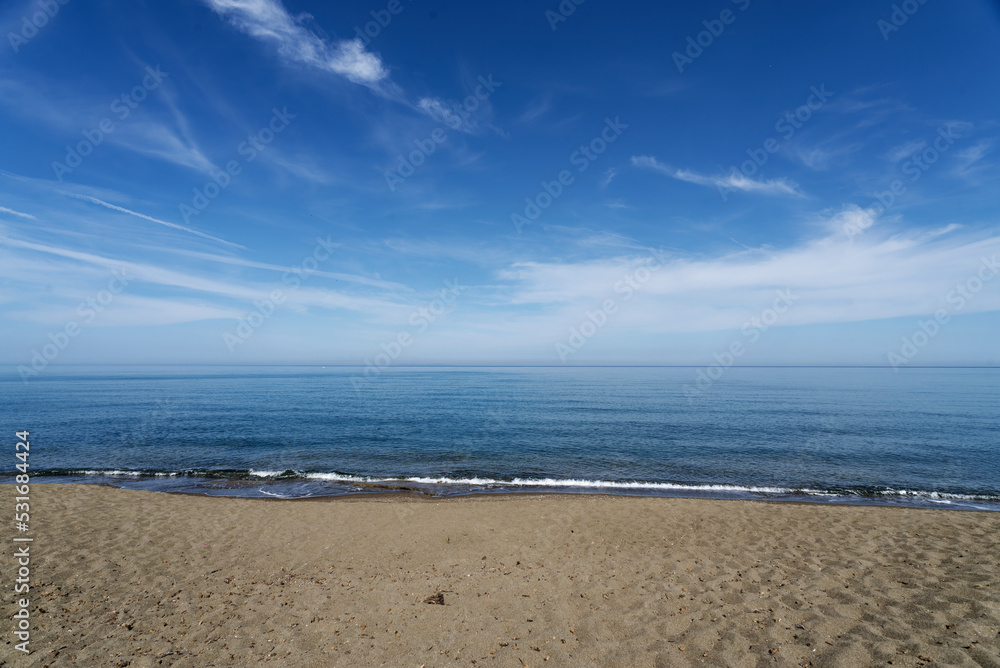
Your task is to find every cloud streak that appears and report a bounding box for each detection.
[71,195,246,249]
[204,0,389,88]
[204,0,501,138]
[168,248,412,291]
[1,236,414,320]
[0,206,37,220]
[496,222,1000,335]
[631,155,805,198]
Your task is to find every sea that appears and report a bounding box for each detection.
[2,366,998,510]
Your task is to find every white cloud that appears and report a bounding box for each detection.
[953,139,994,181]
[4,218,999,362]
[70,195,246,249]
[417,97,467,130]
[822,204,880,238]
[631,155,805,198]
[205,0,504,145]
[0,206,36,220]
[0,74,214,175]
[0,237,417,322]
[495,221,1000,335]
[111,121,217,173]
[165,248,412,291]
[884,139,926,164]
[8,295,246,328]
[790,142,863,170]
[204,0,388,87]
[416,95,500,136]
[629,155,673,176]
[517,94,551,123]
[599,167,618,189]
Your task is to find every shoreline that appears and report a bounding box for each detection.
[8,476,1000,512]
[3,483,998,666]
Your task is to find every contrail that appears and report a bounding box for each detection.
[0,206,37,220]
[72,194,246,249]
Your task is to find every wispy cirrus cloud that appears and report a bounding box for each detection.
[164,248,411,291]
[416,91,501,136]
[6,294,247,328]
[71,195,246,249]
[0,206,36,220]
[0,74,214,175]
[631,155,806,198]
[953,139,994,182]
[110,82,217,173]
[495,219,1000,336]
[417,98,471,131]
[789,142,863,171]
[204,0,499,137]
[0,236,414,322]
[599,167,618,189]
[517,94,552,123]
[203,0,390,89]
[884,139,926,164]
[110,121,217,173]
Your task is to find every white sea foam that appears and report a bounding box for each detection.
[32,469,1000,503]
[298,472,788,492]
[297,473,1000,501]
[257,488,294,498]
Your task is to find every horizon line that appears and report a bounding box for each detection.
[8,364,1000,369]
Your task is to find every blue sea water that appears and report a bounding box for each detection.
[2,366,998,510]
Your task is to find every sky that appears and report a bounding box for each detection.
[1,0,999,369]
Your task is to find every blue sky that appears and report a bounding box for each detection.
[1,0,999,369]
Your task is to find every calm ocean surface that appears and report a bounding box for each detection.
[2,366,998,510]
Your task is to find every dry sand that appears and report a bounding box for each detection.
[2,484,998,667]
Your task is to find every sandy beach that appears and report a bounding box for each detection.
[2,485,998,667]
